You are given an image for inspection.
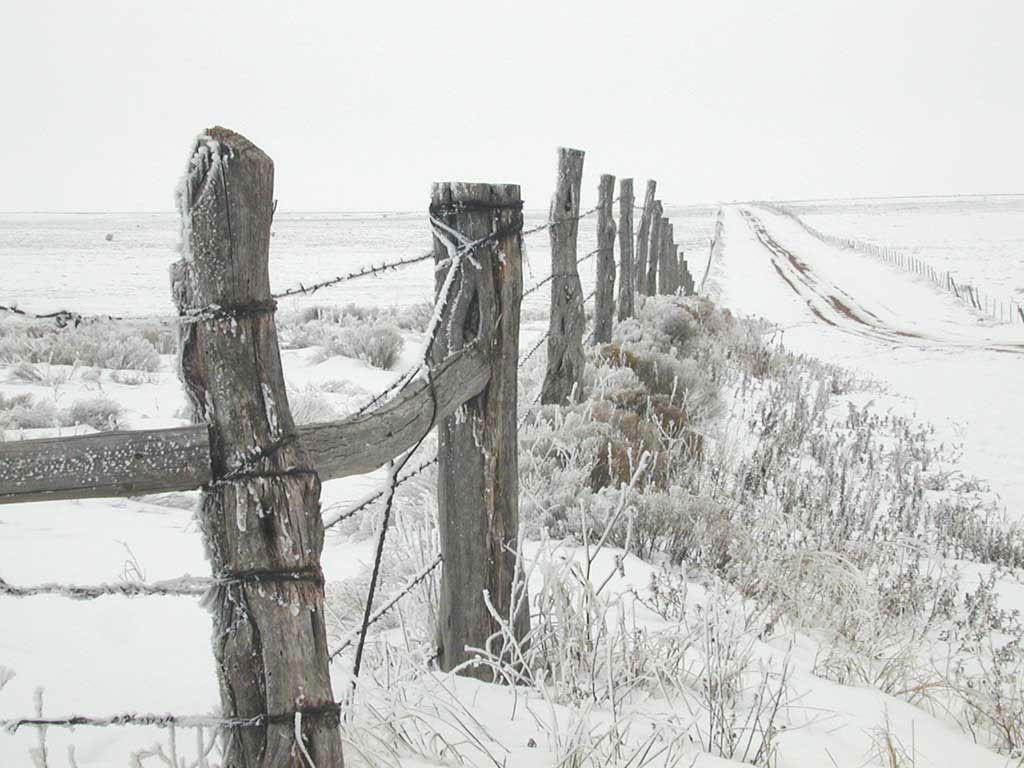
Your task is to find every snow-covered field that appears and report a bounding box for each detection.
[2,198,1023,767]
[711,202,1024,517]
[786,195,1024,305]
[0,208,717,319]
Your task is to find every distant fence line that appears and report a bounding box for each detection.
[0,128,700,766]
[760,202,1024,326]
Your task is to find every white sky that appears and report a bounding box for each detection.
[1,0,1021,212]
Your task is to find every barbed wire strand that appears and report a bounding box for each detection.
[0,575,210,600]
[350,211,481,681]
[1,201,610,328]
[1,705,342,734]
[322,455,437,531]
[329,553,442,661]
[521,246,601,299]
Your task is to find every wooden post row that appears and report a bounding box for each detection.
[645,201,663,295]
[634,180,656,296]
[172,128,345,767]
[593,173,617,344]
[658,218,673,295]
[541,147,586,405]
[429,182,528,677]
[617,178,635,321]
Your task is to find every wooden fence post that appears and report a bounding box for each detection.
[617,178,635,321]
[430,182,528,678]
[634,180,656,296]
[171,128,344,767]
[542,147,586,405]
[593,173,617,343]
[658,219,674,295]
[645,201,663,295]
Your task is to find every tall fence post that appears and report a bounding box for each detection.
[634,180,656,296]
[617,178,635,320]
[171,128,344,767]
[430,182,528,678]
[593,173,617,343]
[542,147,586,405]
[645,201,663,295]
[658,218,675,295]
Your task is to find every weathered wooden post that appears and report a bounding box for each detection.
[171,128,344,767]
[429,182,528,678]
[617,178,635,321]
[634,180,656,296]
[593,173,617,344]
[680,248,691,296]
[645,201,663,295]
[658,219,675,295]
[541,147,586,405]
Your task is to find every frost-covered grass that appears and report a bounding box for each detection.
[0,317,167,372]
[277,303,412,369]
[511,294,1024,761]
[319,324,405,370]
[4,293,1023,767]
[0,391,122,432]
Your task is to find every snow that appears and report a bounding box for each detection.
[2,200,1023,766]
[715,204,1024,519]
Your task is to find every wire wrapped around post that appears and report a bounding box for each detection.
[429,182,529,679]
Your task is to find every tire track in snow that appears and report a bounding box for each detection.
[739,209,1024,355]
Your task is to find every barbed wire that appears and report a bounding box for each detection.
[1,704,342,734]
[1,196,613,743]
[351,210,499,681]
[270,251,436,300]
[0,575,210,600]
[521,247,601,299]
[323,455,437,531]
[2,201,612,329]
[329,553,442,661]
[521,199,609,239]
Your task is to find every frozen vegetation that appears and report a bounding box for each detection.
[1,201,1023,767]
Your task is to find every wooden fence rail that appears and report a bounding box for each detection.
[0,346,489,505]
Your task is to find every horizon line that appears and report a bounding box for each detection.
[2,191,1023,215]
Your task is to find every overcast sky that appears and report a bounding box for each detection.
[1,0,1020,212]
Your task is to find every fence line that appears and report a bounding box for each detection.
[760,202,1024,326]
[0,204,607,330]
[1,130,704,762]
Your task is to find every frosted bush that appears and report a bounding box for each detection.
[0,393,62,430]
[63,396,122,430]
[0,319,161,371]
[288,385,341,425]
[324,323,404,369]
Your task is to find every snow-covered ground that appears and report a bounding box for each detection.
[711,204,1024,519]
[2,199,1023,766]
[788,195,1024,303]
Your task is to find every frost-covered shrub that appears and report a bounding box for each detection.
[110,369,157,386]
[324,324,404,369]
[288,385,341,425]
[0,393,62,430]
[0,319,161,371]
[63,396,121,430]
[279,302,432,351]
